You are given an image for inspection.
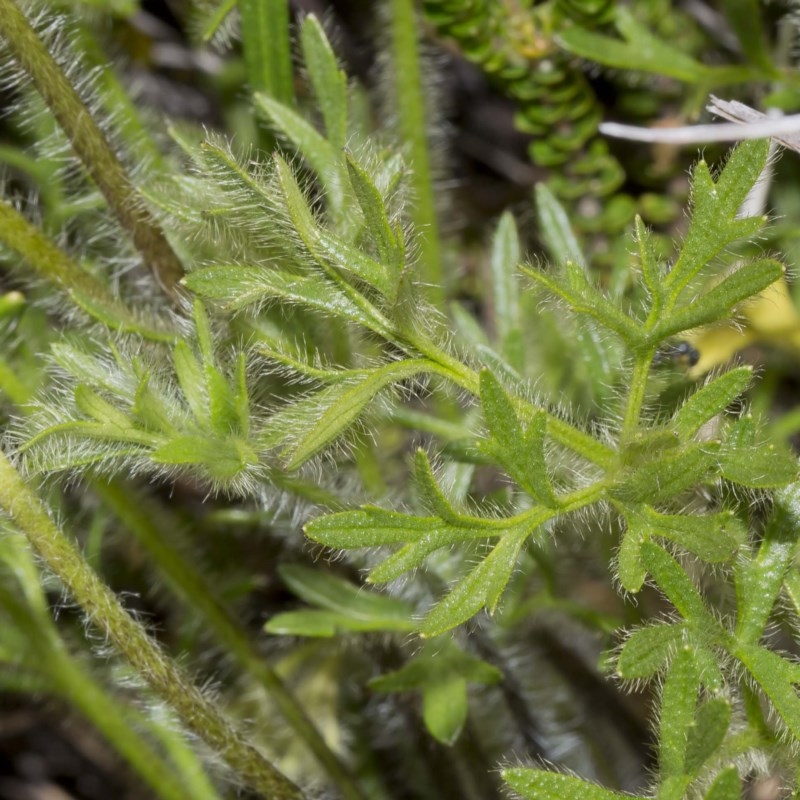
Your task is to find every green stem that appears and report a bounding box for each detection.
[0,0,184,294]
[387,0,443,307]
[0,452,304,800]
[0,200,173,342]
[620,351,654,442]
[51,652,218,800]
[0,581,216,800]
[94,480,367,800]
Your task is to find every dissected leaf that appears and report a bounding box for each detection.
[640,542,720,632]
[719,440,797,488]
[420,523,535,636]
[282,359,433,469]
[653,259,783,341]
[664,139,771,295]
[345,151,402,273]
[479,369,556,506]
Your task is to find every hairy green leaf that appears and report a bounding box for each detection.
[719,440,797,488]
[736,643,800,739]
[502,769,636,800]
[253,93,340,196]
[685,698,731,775]
[671,367,752,438]
[617,623,686,680]
[653,259,783,341]
[640,542,721,633]
[301,15,347,151]
[184,267,390,334]
[664,140,771,295]
[345,151,403,274]
[479,369,556,506]
[612,443,720,504]
[703,767,741,800]
[282,359,433,469]
[274,155,397,300]
[420,523,535,636]
[659,647,700,777]
[522,264,643,347]
[735,483,800,645]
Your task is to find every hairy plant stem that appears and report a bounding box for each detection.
[0,200,173,342]
[95,480,367,800]
[620,351,655,441]
[51,651,217,800]
[0,581,213,800]
[387,0,443,307]
[0,452,304,800]
[0,0,184,294]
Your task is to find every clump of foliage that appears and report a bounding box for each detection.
[1,1,800,799]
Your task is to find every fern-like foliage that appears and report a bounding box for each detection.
[4,4,800,799]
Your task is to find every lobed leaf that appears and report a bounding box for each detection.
[640,542,721,633]
[253,93,341,199]
[664,139,771,296]
[420,523,535,636]
[281,359,433,469]
[479,369,556,506]
[736,643,800,740]
[652,259,784,341]
[635,216,664,305]
[184,266,389,333]
[719,441,797,489]
[521,264,643,347]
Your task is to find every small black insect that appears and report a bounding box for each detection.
[652,340,700,368]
